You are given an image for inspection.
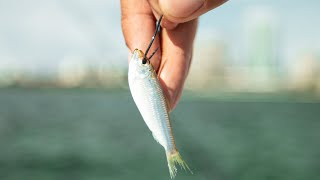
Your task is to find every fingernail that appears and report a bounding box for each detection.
[168,90,179,111]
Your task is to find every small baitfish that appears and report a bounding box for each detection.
[128,16,192,179]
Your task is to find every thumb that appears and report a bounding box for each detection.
[159,0,228,23]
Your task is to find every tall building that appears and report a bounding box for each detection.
[244,6,280,91]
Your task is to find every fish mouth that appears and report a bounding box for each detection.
[133,49,145,60]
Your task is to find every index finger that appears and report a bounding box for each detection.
[121,0,161,71]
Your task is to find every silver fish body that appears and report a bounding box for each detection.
[128,49,191,178]
[128,49,175,152]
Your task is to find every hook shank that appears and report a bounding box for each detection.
[142,15,163,64]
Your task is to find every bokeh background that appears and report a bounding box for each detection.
[0,1,319,180]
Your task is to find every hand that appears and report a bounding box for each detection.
[121,0,227,111]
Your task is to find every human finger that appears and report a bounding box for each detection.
[149,0,227,29]
[121,0,161,71]
[158,18,198,110]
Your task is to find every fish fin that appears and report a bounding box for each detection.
[166,150,193,179]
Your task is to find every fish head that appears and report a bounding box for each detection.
[129,49,154,79]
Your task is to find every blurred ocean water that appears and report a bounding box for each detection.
[0,88,319,180]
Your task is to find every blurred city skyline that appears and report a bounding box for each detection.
[0,0,320,92]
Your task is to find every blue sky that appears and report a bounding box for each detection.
[0,0,319,70]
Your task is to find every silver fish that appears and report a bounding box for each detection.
[128,16,191,179]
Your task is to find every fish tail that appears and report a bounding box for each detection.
[166,149,193,179]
